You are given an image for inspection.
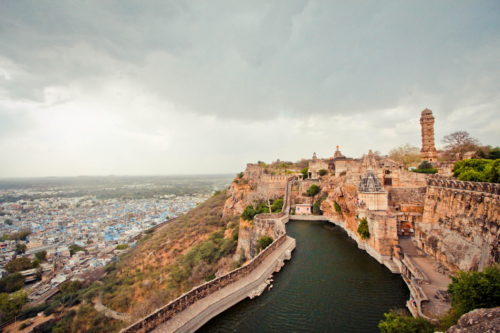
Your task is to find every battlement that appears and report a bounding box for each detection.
[427,175,500,195]
[261,174,292,182]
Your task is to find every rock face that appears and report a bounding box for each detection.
[447,307,500,333]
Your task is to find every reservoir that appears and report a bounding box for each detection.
[199,220,409,333]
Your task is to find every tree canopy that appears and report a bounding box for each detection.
[256,236,273,252]
[448,265,500,316]
[306,184,321,197]
[5,257,33,273]
[453,159,500,183]
[388,144,421,167]
[442,131,480,159]
[378,310,434,333]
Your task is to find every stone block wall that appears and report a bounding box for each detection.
[121,235,288,333]
[416,178,500,272]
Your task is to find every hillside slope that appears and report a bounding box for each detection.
[26,190,240,333]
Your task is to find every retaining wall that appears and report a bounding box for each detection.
[121,234,288,333]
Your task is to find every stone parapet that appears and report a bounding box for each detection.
[427,175,500,195]
[121,234,288,333]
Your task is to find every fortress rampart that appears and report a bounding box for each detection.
[121,234,288,333]
[427,175,500,195]
[417,177,500,272]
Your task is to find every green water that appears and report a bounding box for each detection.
[198,220,409,333]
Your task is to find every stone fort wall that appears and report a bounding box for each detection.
[416,176,500,272]
[121,234,288,333]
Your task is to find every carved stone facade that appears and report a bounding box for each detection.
[420,108,437,162]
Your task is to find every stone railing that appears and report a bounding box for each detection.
[427,175,500,195]
[121,234,288,333]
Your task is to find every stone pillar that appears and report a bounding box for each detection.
[420,108,437,162]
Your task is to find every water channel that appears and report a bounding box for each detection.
[198,220,409,333]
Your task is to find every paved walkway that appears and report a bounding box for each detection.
[152,236,295,333]
[399,238,451,318]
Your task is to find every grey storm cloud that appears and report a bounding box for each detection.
[1,1,498,118]
[0,0,499,177]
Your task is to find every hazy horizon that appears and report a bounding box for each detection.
[1,1,499,178]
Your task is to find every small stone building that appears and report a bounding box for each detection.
[358,170,388,211]
[295,204,312,215]
[308,152,329,179]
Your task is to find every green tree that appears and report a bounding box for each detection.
[5,257,33,273]
[318,169,328,176]
[312,194,327,215]
[0,290,28,322]
[418,161,433,170]
[241,205,256,221]
[115,244,129,250]
[357,217,370,240]
[378,311,434,333]
[256,236,273,252]
[59,280,83,295]
[35,250,47,262]
[453,159,500,183]
[448,265,500,316]
[334,201,342,214]
[0,273,25,293]
[271,198,284,213]
[301,167,309,179]
[15,243,27,254]
[388,144,421,167]
[413,160,438,174]
[69,244,86,256]
[477,146,500,160]
[306,184,321,197]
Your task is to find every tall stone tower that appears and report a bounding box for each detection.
[420,108,437,162]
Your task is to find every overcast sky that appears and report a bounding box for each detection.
[1,1,499,177]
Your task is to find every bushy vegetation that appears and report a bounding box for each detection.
[69,244,86,256]
[256,236,273,252]
[301,167,309,179]
[0,229,31,241]
[334,201,342,214]
[378,310,434,333]
[448,265,499,316]
[476,145,500,160]
[115,244,129,250]
[357,217,370,240]
[0,272,25,293]
[312,194,327,215]
[271,198,284,212]
[0,290,27,322]
[412,161,437,174]
[453,159,500,183]
[436,265,500,330]
[318,169,328,176]
[5,257,35,273]
[241,198,283,221]
[35,250,47,262]
[167,230,237,290]
[305,184,321,197]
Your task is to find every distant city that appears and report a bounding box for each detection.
[0,175,232,305]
